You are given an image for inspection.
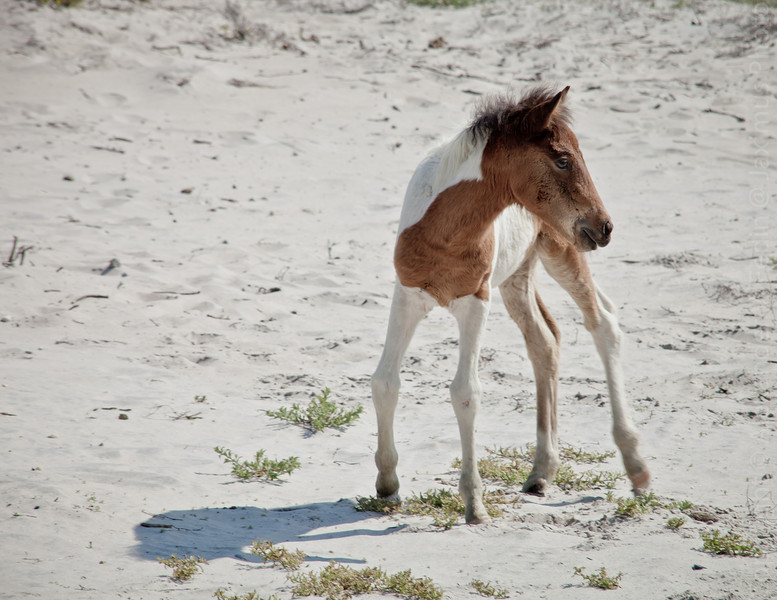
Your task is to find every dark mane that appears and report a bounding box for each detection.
[468,86,571,142]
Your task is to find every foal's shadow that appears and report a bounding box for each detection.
[133,498,404,565]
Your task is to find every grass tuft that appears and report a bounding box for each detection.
[266,388,363,432]
[355,488,510,529]
[354,495,403,514]
[214,446,300,480]
[289,561,443,600]
[573,566,623,590]
[608,492,663,517]
[471,578,510,598]
[666,516,686,529]
[33,0,83,6]
[455,444,623,491]
[214,590,275,600]
[157,554,208,581]
[250,539,306,570]
[701,530,763,556]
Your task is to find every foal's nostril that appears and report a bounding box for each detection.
[603,220,613,238]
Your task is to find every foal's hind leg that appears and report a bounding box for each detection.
[449,294,491,524]
[538,234,650,495]
[371,283,435,500]
[499,253,562,496]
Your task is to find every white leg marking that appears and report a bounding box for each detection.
[591,284,650,493]
[448,294,491,524]
[372,283,435,499]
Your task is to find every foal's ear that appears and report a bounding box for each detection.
[520,86,570,136]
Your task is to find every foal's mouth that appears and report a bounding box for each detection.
[576,220,613,251]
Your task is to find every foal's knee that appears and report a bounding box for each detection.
[371,369,400,406]
[450,376,481,415]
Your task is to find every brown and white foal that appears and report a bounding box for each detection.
[371,86,650,524]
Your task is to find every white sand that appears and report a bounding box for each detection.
[1,0,776,598]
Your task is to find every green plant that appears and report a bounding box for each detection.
[288,561,443,600]
[158,554,208,581]
[34,0,83,6]
[559,446,616,464]
[195,394,207,403]
[214,590,274,600]
[553,464,625,491]
[701,530,763,557]
[457,445,623,491]
[404,488,466,528]
[673,499,695,512]
[407,488,506,527]
[573,566,623,590]
[609,492,663,517]
[250,539,306,570]
[214,446,300,480]
[355,488,508,529]
[666,516,686,529]
[471,578,510,598]
[266,388,363,432]
[354,495,403,513]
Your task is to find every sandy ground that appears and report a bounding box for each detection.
[1,0,776,598]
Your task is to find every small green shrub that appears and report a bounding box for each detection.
[354,495,403,514]
[673,499,695,512]
[701,530,763,556]
[355,488,508,529]
[266,388,363,432]
[471,578,510,598]
[573,566,623,590]
[158,554,208,581]
[288,561,443,600]
[560,446,616,464]
[34,0,83,6]
[456,445,623,491]
[250,539,306,570]
[405,488,466,528]
[553,464,625,491]
[214,446,300,480]
[666,516,686,529]
[214,590,274,600]
[609,492,663,517]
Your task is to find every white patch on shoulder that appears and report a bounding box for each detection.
[491,204,536,287]
[397,130,486,235]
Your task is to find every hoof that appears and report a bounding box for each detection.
[376,474,400,500]
[377,492,401,503]
[522,477,548,497]
[465,507,492,525]
[630,470,651,496]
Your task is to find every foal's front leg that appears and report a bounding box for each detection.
[449,295,491,524]
[372,283,435,500]
[538,234,650,495]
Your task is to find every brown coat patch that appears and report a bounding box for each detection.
[394,180,507,307]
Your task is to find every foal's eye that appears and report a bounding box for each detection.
[555,156,571,170]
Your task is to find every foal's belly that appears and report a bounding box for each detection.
[490,204,537,288]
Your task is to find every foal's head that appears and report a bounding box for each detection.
[473,87,612,251]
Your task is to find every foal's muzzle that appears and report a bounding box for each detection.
[577,219,613,251]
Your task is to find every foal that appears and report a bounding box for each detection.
[371,86,650,524]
